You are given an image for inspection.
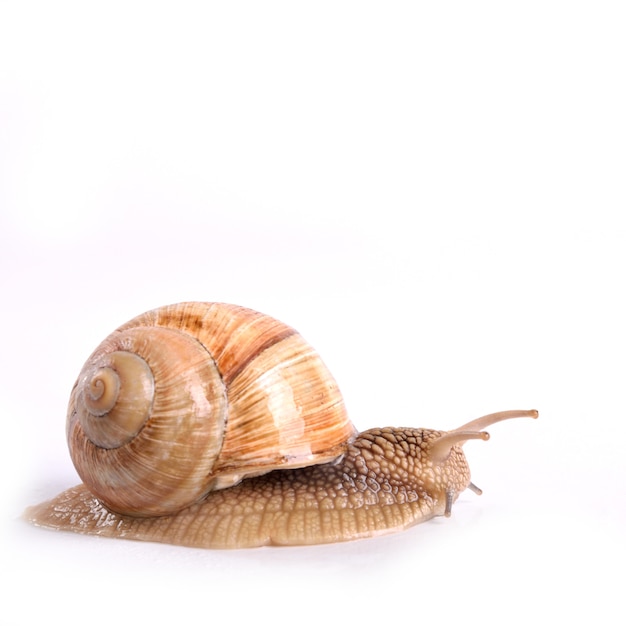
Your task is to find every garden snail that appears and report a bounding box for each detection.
[25,302,537,549]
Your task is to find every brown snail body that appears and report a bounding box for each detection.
[25,302,537,549]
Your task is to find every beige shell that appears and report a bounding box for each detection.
[67,302,357,517]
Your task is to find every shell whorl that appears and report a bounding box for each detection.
[67,302,356,517]
[77,351,155,448]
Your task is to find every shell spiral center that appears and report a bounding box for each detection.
[77,351,155,449]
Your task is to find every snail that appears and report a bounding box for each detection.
[25,302,537,549]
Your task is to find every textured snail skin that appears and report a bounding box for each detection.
[26,428,467,547]
[26,414,537,548]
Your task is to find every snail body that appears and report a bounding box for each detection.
[25,302,537,548]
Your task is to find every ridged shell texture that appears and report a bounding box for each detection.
[67,302,356,516]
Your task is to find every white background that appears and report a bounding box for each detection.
[1,2,624,624]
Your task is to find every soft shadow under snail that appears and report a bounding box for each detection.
[25,302,537,549]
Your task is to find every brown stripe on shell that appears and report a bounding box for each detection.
[117,302,298,385]
[214,333,356,482]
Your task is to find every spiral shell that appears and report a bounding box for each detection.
[67,302,356,517]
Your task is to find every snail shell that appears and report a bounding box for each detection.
[66,302,356,516]
[25,302,537,548]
